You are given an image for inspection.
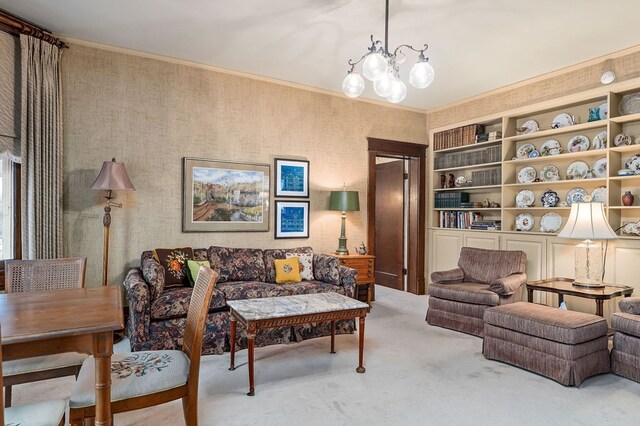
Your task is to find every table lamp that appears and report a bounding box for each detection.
[329,187,360,255]
[557,199,616,287]
[91,158,135,286]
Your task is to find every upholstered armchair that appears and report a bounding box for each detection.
[426,247,527,337]
[611,297,640,383]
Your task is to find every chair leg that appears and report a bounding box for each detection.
[4,385,11,408]
[182,395,197,426]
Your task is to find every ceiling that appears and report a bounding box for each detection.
[3,0,640,110]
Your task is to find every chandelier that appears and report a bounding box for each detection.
[342,0,435,104]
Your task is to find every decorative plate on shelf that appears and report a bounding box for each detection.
[551,113,575,129]
[518,119,539,134]
[619,93,640,116]
[541,189,560,207]
[591,131,607,150]
[540,139,562,156]
[591,186,607,205]
[624,154,640,173]
[567,135,590,153]
[540,165,560,182]
[566,187,588,206]
[516,213,534,231]
[598,103,608,120]
[515,190,535,208]
[566,161,590,180]
[614,133,632,147]
[540,212,562,233]
[591,158,607,178]
[528,150,540,158]
[518,166,537,183]
[516,143,536,159]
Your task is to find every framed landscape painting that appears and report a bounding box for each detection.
[274,158,309,198]
[183,158,270,232]
[274,200,309,239]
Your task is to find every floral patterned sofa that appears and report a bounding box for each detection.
[124,246,357,355]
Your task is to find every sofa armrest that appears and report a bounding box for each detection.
[619,297,640,315]
[430,268,464,284]
[123,268,151,350]
[339,265,357,299]
[489,272,527,296]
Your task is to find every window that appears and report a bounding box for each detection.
[0,156,16,260]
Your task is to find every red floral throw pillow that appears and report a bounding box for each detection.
[153,247,194,287]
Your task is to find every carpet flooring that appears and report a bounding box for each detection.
[12,286,640,425]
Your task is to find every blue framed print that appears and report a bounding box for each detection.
[275,200,310,239]
[274,158,309,198]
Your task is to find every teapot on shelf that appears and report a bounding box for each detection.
[355,242,368,255]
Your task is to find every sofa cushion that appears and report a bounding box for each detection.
[612,312,640,338]
[217,281,288,301]
[458,247,526,284]
[263,247,313,283]
[208,246,266,283]
[313,254,340,286]
[280,280,345,296]
[484,302,607,345]
[150,287,226,321]
[153,247,194,287]
[619,298,640,315]
[142,258,165,300]
[428,282,500,306]
[274,258,302,283]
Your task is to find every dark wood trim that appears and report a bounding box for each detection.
[367,138,427,295]
[0,8,67,48]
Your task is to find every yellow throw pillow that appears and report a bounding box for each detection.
[274,257,302,284]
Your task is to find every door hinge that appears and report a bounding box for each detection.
[402,268,407,275]
[403,172,409,180]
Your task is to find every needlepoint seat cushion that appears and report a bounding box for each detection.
[3,352,88,376]
[69,350,189,408]
[5,399,67,425]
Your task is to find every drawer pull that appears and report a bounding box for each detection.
[368,273,372,278]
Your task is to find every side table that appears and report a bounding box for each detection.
[328,254,375,309]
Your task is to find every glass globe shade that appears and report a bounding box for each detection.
[342,72,365,98]
[373,72,394,97]
[362,52,388,81]
[386,78,407,104]
[409,61,435,89]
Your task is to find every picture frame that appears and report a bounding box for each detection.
[182,157,270,232]
[274,158,309,198]
[274,200,310,239]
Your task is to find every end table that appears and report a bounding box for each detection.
[327,254,375,309]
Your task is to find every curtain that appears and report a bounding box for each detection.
[20,34,63,259]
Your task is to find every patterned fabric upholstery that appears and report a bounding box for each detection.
[124,268,152,350]
[150,287,226,321]
[313,254,340,285]
[208,246,266,283]
[263,247,313,283]
[5,399,67,426]
[3,352,87,376]
[70,350,189,408]
[217,281,289,301]
[281,280,345,296]
[428,282,500,306]
[141,258,165,301]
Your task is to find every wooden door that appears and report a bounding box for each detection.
[374,160,404,290]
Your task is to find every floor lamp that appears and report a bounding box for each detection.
[329,187,360,255]
[91,158,135,286]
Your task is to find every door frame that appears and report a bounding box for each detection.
[367,137,427,295]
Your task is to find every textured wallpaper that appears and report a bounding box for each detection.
[61,44,427,286]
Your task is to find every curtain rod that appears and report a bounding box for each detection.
[0,8,67,49]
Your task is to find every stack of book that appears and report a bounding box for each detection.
[434,192,470,208]
[470,220,502,231]
[433,124,484,151]
[439,211,489,230]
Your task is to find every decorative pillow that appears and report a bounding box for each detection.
[286,252,314,281]
[274,258,302,284]
[186,259,211,286]
[263,247,313,283]
[142,258,165,300]
[313,254,340,285]
[153,247,194,287]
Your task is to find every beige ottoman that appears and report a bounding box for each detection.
[483,302,609,386]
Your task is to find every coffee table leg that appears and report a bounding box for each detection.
[330,321,336,354]
[356,316,365,373]
[229,317,236,371]
[247,330,255,396]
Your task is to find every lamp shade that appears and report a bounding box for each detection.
[91,158,135,191]
[557,202,616,240]
[329,191,360,212]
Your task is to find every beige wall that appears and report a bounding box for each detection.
[61,44,427,286]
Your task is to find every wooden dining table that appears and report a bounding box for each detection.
[0,285,124,425]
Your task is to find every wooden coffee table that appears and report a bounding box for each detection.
[227,292,369,396]
[526,277,634,316]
